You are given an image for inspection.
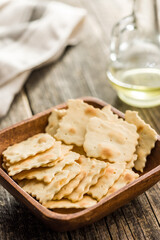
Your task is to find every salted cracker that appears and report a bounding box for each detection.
[55,99,121,146]
[53,171,86,200]
[13,151,80,183]
[7,141,61,176]
[43,196,97,209]
[3,133,55,164]
[88,162,126,201]
[84,117,139,162]
[42,144,73,167]
[45,109,66,137]
[61,144,73,155]
[21,163,81,203]
[2,162,8,171]
[126,154,137,169]
[102,105,119,121]
[125,111,157,172]
[67,156,107,202]
[106,169,139,196]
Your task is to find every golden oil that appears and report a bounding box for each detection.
[107,67,160,107]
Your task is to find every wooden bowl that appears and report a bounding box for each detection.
[0,97,160,231]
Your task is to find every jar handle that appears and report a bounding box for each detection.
[110,14,136,62]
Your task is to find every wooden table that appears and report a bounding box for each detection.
[0,0,160,239]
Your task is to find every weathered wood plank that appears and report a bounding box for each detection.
[145,182,160,224]
[68,219,112,240]
[0,91,32,130]
[104,209,134,240]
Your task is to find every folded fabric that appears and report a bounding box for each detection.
[0,0,86,117]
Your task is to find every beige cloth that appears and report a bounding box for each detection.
[0,0,86,117]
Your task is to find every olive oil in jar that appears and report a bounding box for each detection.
[107,0,160,107]
[107,67,160,107]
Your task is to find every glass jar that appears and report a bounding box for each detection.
[107,0,160,107]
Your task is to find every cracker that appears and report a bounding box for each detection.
[2,162,8,170]
[13,151,80,183]
[102,105,119,121]
[125,111,157,172]
[61,144,73,155]
[55,99,119,146]
[42,144,73,167]
[3,133,55,164]
[42,158,61,168]
[7,141,61,176]
[45,109,66,137]
[67,156,107,202]
[88,162,126,201]
[43,196,97,209]
[106,169,139,196]
[126,154,137,169]
[84,117,139,162]
[21,163,81,203]
[53,171,86,200]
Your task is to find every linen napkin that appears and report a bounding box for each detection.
[0,0,86,117]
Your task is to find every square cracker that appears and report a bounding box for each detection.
[106,169,139,197]
[2,162,7,171]
[88,162,126,201]
[13,151,80,183]
[126,154,137,169]
[42,144,73,167]
[53,171,86,200]
[67,156,107,202]
[45,109,66,137]
[54,99,121,146]
[43,196,97,209]
[3,133,55,164]
[20,162,81,203]
[7,141,61,176]
[83,117,139,162]
[125,111,157,172]
[102,105,119,121]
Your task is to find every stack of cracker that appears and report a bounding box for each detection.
[2,99,157,210]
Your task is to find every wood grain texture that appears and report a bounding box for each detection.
[0,0,160,239]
